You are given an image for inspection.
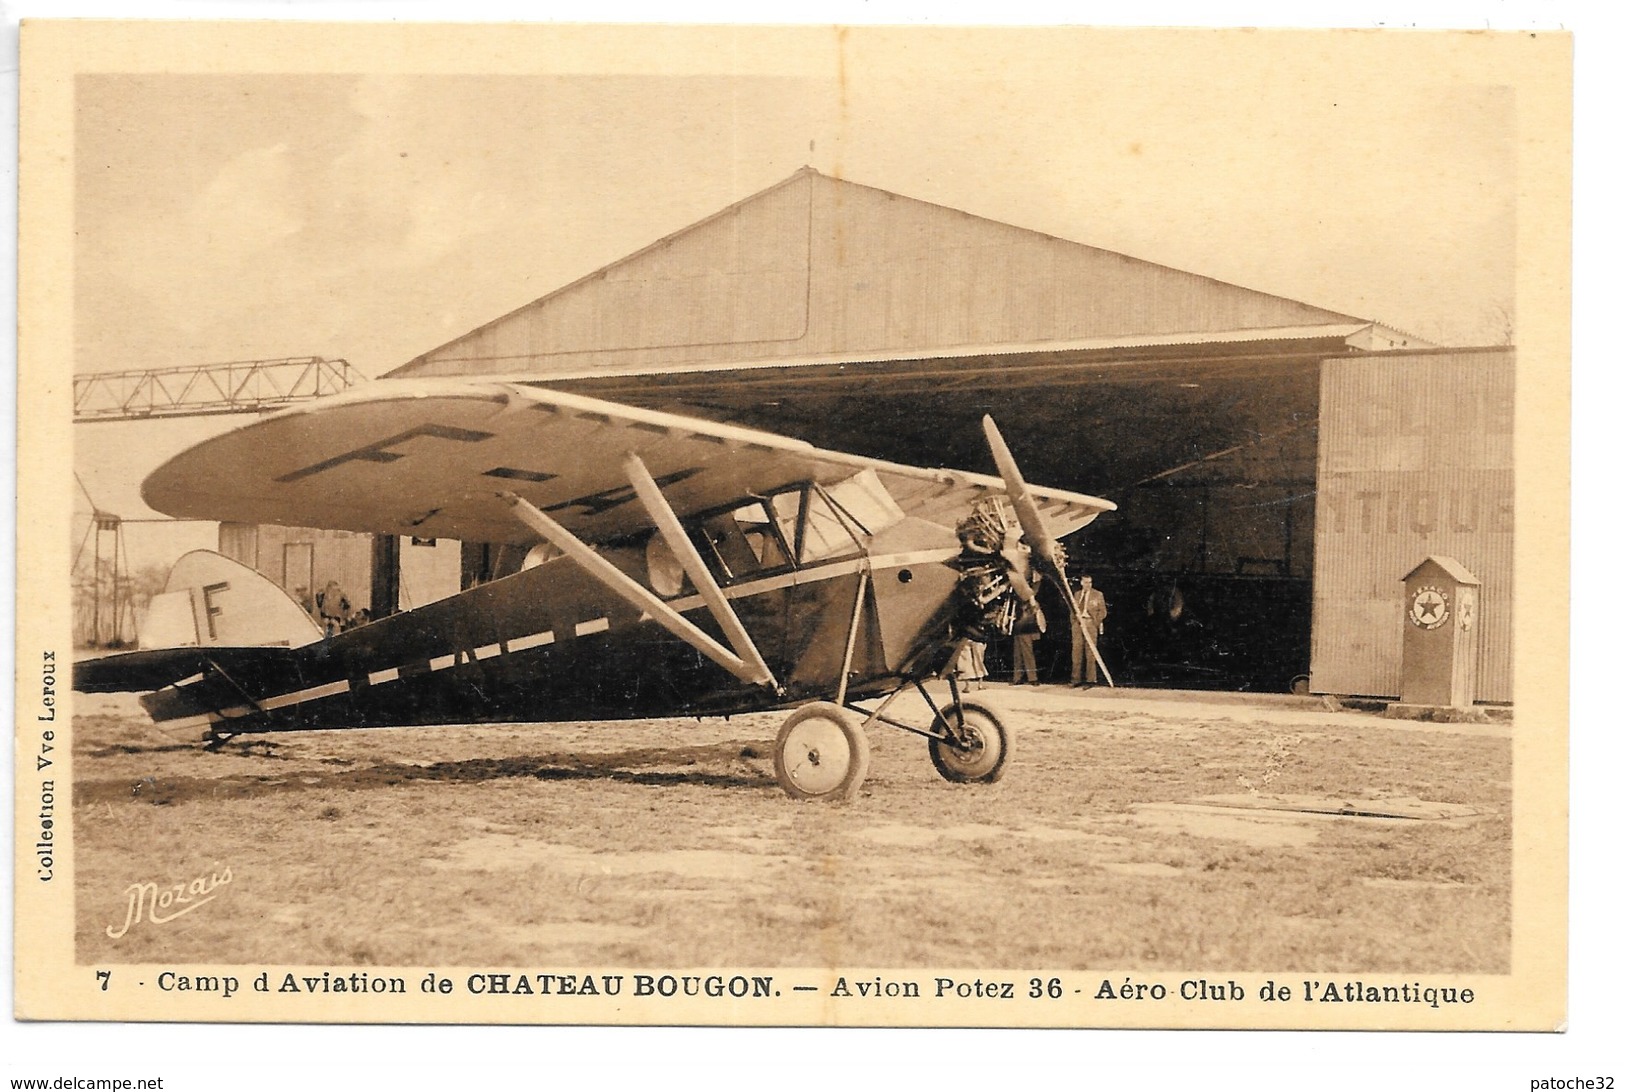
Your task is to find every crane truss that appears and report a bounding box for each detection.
[74,356,361,422]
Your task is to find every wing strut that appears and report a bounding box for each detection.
[498,491,778,691]
[623,454,780,693]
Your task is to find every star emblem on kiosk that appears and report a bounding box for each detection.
[1408,585,1451,630]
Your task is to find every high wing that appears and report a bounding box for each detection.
[143,380,1115,545]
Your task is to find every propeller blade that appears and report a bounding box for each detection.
[983,415,1113,686]
[982,415,1056,560]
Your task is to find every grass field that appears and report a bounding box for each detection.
[72,686,1511,972]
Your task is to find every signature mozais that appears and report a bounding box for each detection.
[106,865,233,939]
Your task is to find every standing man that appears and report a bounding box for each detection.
[315,579,352,638]
[1072,574,1109,686]
[1010,571,1045,685]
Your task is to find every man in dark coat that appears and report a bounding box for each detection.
[1010,570,1045,685]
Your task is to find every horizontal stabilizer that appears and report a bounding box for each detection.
[75,550,323,720]
[73,645,304,696]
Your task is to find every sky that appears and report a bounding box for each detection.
[68,27,1536,536]
[72,30,1522,388]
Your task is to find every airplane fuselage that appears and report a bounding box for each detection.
[140,516,963,736]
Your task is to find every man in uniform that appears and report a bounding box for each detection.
[1071,574,1109,686]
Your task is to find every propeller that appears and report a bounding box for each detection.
[982,415,1114,686]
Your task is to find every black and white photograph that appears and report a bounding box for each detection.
[15,15,1576,1062]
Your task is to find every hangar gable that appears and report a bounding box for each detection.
[388,168,1365,379]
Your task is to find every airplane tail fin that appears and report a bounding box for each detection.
[75,552,323,736]
[138,549,323,652]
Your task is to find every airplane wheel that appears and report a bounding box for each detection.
[929,701,1009,784]
[774,702,870,802]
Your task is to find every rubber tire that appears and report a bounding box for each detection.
[929,701,1010,784]
[774,701,871,802]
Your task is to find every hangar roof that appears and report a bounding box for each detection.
[388,169,1413,381]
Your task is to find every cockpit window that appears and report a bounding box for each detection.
[736,503,792,569]
[689,471,905,581]
[695,501,793,582]
[771,470,907,564]
[822,471,905,548]
[771,488,844,563]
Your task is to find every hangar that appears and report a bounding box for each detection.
[239,168,1517,701]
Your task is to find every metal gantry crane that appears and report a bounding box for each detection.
[73,356,361,422]
[72,356,364,645]
[72,475,135,647]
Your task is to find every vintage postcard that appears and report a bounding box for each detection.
[15,21,1571,1038]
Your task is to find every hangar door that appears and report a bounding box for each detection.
[1310,348,1513,701]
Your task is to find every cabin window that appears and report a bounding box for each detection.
[770,471,906,563]
[696,501,793,582]
[824,470,906,537]
[690,471,904,580]
[771,489,842,563]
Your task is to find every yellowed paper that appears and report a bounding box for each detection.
[16,21,1570,1039]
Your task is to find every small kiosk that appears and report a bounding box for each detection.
[1398,555,1481,708]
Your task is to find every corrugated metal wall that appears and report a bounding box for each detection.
[1311,349,1514,700]
[219,523,377,616]
[395,170,1362,378]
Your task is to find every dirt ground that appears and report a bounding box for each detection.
[71,685,1511,973]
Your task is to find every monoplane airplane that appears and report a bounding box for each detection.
[75,382,1114,801]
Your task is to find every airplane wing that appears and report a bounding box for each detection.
[143,380,1114,545]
